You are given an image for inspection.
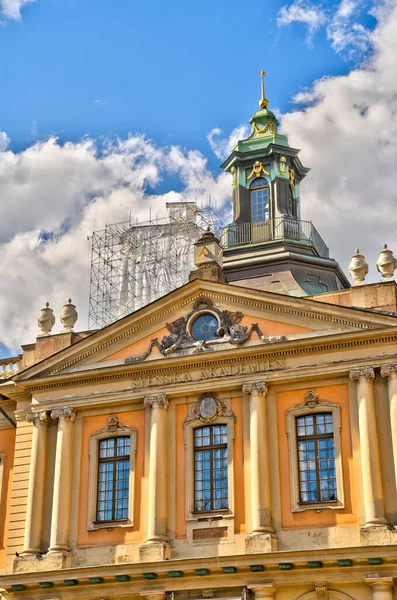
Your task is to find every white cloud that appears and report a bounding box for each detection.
[277,0,327,41]
[0,0,34,20]
[280,0,397,289]
[207,125,249,160]
[0,131,9,152]
[326,0,372,56]
[277,0,374,57]
[0,134,231,352]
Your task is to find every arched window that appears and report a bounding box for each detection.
[250,178,269,222]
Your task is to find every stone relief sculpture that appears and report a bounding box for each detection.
[125,297,285,364]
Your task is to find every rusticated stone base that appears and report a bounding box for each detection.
[13,551,71,573]
[360,525,397,546]
[245,533,278,554]
[139,541,171,562]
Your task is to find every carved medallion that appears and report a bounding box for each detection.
[198,396,217,421]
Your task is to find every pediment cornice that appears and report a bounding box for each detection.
[12,280,397,384]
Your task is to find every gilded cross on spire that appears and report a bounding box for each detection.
[259,70,269,109]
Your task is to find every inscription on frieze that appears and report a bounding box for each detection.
[130,358,285,389]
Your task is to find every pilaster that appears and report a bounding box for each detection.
[22,410,50,555]
[349,367,387,528]
[48,406,76,554]
[140,393,170,562]
[248,583,277,600]
[243,381,277,553]
[381,364,397,505]
[365,577,394,600]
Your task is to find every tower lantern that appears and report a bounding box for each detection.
[220,73,349,297]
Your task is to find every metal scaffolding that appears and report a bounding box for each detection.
[88,201,223,329]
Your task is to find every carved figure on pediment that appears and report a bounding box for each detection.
[124,296,287,364]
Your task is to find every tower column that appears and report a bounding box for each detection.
[349,367,387,527]
[140,393,170,561]
[48,406,76,553]
[381,364,397,496]
[22,410,49,555]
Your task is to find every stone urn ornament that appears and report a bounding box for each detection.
[348,249,368,284]
[60,298,78,331]
[37,302,55,335]
[376,244,397,279]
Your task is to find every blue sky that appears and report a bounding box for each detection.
[1,0,395,355]
[1,0,372,162]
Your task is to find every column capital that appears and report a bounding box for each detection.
[26,409,50,424]
[381,364,397,378]
[144,393,169,409]
[364,577,394,590]
[248,583,277,599]
[349,366,375,382]
[51,406,76,422]
[243,381,268,396]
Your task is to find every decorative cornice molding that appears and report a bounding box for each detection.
[349,366,375,382]
[21,328,397,393]
[380,363,397,378]
[17,283,391,380]
[242,381,267,395]
[50,406,76,422]
[143,393,169,409]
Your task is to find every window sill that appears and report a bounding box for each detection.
[87,519,132,531]
[187,509,233,522]
[292,500,343,513]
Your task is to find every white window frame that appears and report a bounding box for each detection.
[87,417,137,531]
[183,395,236,544]
[286,394,344,513]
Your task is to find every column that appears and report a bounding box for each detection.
[243,381,274,534]
[144,393,169,543]
[22,410,49,555]
[365,578,394,600]
[381,364,397,489]
[248,583,277,600]
[349,367,387,526]
[48,406,76,553]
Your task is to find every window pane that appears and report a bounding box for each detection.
[97,438,130,522]
[296,413,336,504]
[194,424,228,511]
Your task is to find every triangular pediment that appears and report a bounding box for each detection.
[13,279,397,382]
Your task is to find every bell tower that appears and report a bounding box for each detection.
[220,72,349,296]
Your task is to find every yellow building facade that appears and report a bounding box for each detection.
[1,82,397,600]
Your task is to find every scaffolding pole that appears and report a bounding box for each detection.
[88,201,223,329]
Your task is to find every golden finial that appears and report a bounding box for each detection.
[259,70,269,109]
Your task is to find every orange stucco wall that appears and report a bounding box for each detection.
[231,397,245,533]
[239,315,313,336]
[0,427,16,571]
[277,384,357,529]
[100,327,170,361]
[77,409,145,547]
